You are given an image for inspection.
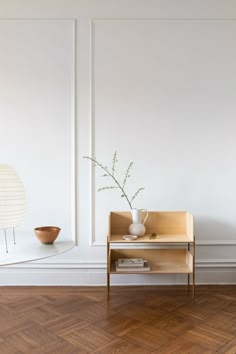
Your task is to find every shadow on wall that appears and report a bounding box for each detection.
[195,217,236,241]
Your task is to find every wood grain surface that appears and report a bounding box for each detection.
[0,285,235,353]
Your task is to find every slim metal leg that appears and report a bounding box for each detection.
[4,229,8,253]
[188,243,190,287]
[192,239,195,300]
[107,236,110,300]
[13,228,16,245]
[107,272,110,300]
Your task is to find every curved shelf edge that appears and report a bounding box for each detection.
[0,231,75,266]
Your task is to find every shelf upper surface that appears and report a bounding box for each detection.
[109,234,194,243]
[110,264,192,274]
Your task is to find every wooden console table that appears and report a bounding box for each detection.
[107,211,195,298]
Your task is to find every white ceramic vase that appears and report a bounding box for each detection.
[128,208,148,237]
[128,223,146,237]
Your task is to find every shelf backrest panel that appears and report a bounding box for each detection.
[145,212,187,234]
[110,212,131,235]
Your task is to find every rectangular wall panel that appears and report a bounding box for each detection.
[0,20,75,241]
[92,20,236,246]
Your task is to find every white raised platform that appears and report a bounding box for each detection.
[0,230,75,266]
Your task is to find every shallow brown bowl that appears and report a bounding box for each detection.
[34,226,61,244]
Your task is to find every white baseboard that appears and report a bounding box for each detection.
[0,262,236,285]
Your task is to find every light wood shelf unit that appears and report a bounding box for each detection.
[107,211,195,298]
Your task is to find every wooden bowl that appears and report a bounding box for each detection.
[34,226,61,244]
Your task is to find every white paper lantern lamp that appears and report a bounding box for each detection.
[0,164,26,252]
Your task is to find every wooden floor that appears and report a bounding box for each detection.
[0,286,235,353]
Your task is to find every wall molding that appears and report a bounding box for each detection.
[91,18,236,22]
[0,264,235,286]
[89,19,96,246]
[91,240,236,247]
[0,18,78,247]
[4,258,236,269]
[196,240,236,245]
[88,17,236,247]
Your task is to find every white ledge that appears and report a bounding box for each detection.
[196,240,236,245]
[0,231,75,266]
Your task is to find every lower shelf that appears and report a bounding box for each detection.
[109,248,193,274]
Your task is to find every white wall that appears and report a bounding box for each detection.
[0,0,236,285]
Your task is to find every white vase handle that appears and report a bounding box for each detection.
[142,209,148,225]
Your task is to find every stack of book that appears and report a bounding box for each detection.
[115,258,150,272]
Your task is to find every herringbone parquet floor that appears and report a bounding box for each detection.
[0,285,235,353]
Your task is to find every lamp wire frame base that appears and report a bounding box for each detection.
[4,229,8,253]
[2,228,16,253]
[13,228,16,245]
